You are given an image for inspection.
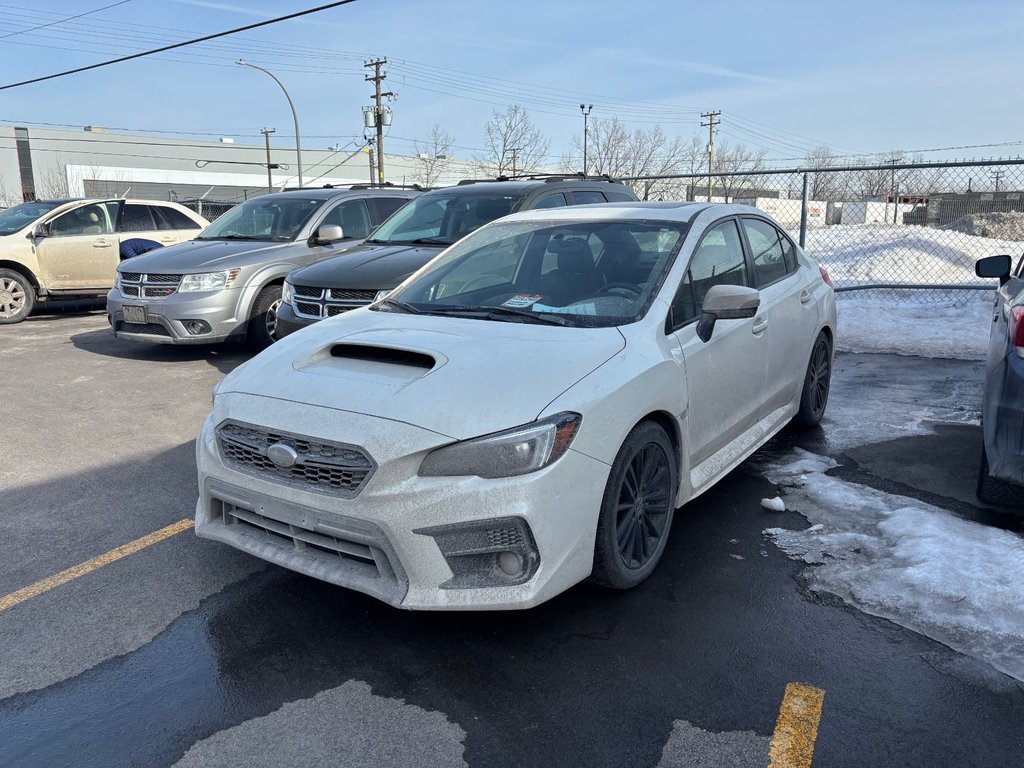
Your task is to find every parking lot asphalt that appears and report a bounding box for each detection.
[1,307,1023,768]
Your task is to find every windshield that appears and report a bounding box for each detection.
[197,196,322,242]
[385,219,688,328]
[0,201,65,236]
[367,192,521,246]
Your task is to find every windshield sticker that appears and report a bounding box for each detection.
[533,302,599,316]
[502,294,543,308]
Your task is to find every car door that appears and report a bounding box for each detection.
[150,204,204,245]
[35,201,121,289]
[739,217,817,417]
[314,198,372,260]
[667,218,769,468]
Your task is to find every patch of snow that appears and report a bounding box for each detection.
[943,211,1024,241]
[760,496,786,512]
[836,291,992,360]
[761,448,1024,682]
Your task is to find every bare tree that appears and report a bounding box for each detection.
[37,158,70,199]
[474,105,550,177]
[413,124,456,187]
[804,145,851,202]
[711,140,768,200]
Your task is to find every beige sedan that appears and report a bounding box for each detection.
[0,198,209,323]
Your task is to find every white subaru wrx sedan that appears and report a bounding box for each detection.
[195,202,837,610]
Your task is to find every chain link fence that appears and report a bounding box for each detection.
[625,158,1024,304]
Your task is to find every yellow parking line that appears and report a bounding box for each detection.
[0,518,193,614]
[768,682,826,768]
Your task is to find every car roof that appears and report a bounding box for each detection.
[419,178,628,197]
[499,201,755,224]
[272,186,421,201]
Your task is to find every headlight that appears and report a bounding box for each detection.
[179,269,240,293]
[419,412,582,478]
[374,289,392,302]
[282,280,294,306]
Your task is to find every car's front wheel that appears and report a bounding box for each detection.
[591,421,678,589]
[0,268,34,324]
[248,285,283,351]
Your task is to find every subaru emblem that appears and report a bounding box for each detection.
[267,442,299,468]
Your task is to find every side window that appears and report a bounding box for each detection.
[741,218,792,286]
[671,220,748,327]
[369,197,408,223]
[322,199,371,239]
[119,204,157,233]
[779,231,798,273]
[49,202,117,237]
[567,190,607,205]
[533,193,567,209]
[153,205,202,230]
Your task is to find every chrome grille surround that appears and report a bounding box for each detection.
[119,272,183,300]
[216,420,376,497]
[291,286,376,319]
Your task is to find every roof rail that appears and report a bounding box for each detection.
[281,182,429,192]
[509,172,623,184]
[456,176,512,186]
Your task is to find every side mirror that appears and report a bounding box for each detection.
[32,222,48,239]
[696,284,760,343]
[313,224,344,245]
[976,254,1012,285]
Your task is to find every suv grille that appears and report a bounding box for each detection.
[292,287,376,319]
[216,421,375,497]
[119,272,184,299]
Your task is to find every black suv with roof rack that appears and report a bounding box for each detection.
[276,174,637,338]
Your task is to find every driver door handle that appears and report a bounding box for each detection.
[93,239,112,248]
[752,317,768,334]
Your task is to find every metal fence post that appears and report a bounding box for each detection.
[799,172,809,248]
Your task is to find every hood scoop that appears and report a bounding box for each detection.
[330,344,435,370]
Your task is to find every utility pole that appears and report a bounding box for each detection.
[701,111,721,202]
[993,170,1004,192]
[365,58,393,186]
[260,128,275,193]
[579,104,593,175]
[366,143,375,186]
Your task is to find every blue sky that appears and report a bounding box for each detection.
[0,0,1021,164]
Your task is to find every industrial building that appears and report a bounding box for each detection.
[0,123,479,217]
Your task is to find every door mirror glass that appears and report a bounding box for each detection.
[696,285,760,342]
[32,222,48,239]
[976,254,1012,280]
[316,224,344,244]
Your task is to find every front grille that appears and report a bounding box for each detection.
[119,271,183,300]
[292,286,376,320]
[216,421,375,497]
[118,322,170,336]
[212,497,406,602]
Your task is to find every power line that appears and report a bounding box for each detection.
[0,0,132,40]
[0,0,360,91]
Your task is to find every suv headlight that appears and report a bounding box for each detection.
[282,280,294,306]
[179,269,240,293]
[419,413,582,478]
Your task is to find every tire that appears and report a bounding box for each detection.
[0,268,34,324]
[247,285,284,351]
[976,444,1024,507]
[793,331,832,428]
[591,421,678,589]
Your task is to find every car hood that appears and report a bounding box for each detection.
[117,238,298,273]
[218,308,626,440]
[288,243,442,290]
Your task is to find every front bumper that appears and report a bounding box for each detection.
[106,287,247,345]
[194,394,610,610]
[275,300,319,339]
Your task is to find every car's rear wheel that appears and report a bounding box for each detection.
[0,269,34,324]
[794,331,832,428]
[591,421,678,589]
[976,444,1024,507]
[248,285,283,351]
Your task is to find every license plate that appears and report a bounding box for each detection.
[122,305,147,324]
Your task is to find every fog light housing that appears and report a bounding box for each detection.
[414,517,539,589]
[185,320,211,335]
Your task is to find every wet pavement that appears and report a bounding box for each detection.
[1,312,1023,767]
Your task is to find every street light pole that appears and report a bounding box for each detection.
[238,60,303,187]
[579,103,593,176]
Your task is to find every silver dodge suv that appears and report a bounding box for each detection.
[106,185,419,349]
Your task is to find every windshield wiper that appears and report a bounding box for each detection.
[197,234,264,241]
[423,305,570,326]
[377,297,422,314]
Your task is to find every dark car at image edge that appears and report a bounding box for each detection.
[275,175,638,337]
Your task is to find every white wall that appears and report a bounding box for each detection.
[733,197,827,228]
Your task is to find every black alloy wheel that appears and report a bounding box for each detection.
[795,332,832,427]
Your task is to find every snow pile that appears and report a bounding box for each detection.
[943,211,1024,241]
[835,291,991,359]
[799,224,1022,287]
[760,448,1024,682]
